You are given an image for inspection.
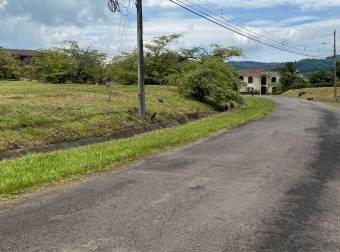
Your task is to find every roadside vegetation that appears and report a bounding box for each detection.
[0,34,246,153]
[274,61,340,94]
[0,97,275,198]
[0,80,214,152]
[0,35,243,110]
[281,86,340,105]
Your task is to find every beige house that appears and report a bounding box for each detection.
[238,69,280,95]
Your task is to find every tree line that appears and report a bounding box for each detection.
[276,61,340,93]
[0,34,243,109]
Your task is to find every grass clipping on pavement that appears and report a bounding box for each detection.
[0,97,275,198]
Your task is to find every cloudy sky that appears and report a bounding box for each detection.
[0,0,339,62]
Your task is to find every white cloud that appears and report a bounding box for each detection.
[146,0,340,10]
[0,0,339,62]
[0,0,7,9]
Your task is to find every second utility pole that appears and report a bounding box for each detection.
[334,30,338,101]
[136,0,145,118]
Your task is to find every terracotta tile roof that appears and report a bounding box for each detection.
[2,49,36,57]
[238,69,279,77]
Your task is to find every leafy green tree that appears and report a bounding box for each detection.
[179,44,242,62]
[336,61,340,79]
[107,52,138,85]
[108,34,185,85]
[210,44,242,60]
[0,50,21,80]
[31,49,72,83]
[279,62,308,91]
[31,42,106,84]
[63,41,106,84]
[144,34,183,85]
[309,69,332,86]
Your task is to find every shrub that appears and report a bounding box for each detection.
[178,57,242,110]
[309,69,332,86]
[0,50,21,80]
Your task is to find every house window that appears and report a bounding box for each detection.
[272,77,277,83]
[239,76,244,81]
[248,76,253,84]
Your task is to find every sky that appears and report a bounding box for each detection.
[0,0,339,62]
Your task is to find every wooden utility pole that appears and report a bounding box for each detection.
[334,30,338,101]
[136,0,145,118]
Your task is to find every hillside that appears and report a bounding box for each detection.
[281,87,340,104]
[0,81,214,153]
[230,56,340,75]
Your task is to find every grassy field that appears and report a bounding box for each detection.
[281,86,340,106]
[0,80,214,152]
[0,97,275,198]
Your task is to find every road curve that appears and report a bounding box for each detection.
[1,97,340,252]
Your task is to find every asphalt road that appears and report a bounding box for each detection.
[1,97,340,252]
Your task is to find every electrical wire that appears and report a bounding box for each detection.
[173,0,330,58]
[169,0,331,59]
[191,0,332,53]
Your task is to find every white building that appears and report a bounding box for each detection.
[238,69,280,95]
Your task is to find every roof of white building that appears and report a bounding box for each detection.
[238,69,280,77]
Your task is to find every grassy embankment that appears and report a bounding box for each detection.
[0,96,275,198]
[281,86,340,107]
[0,80,214,152]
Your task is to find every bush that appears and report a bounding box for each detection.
[0,50,21,80]
[178,57,242,110]
[309,69,332,86]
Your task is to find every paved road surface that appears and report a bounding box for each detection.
[1,97,340,252]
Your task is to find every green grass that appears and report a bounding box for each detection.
[281,86,340,107]
[0,97,275,198]
[0,80,213,152]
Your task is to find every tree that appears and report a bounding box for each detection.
[106,34,242,92]
[210,44,242,60]
[63,41,106,84]
[107,52,138,85]
[107,34,187,85]
[144,34,183,85]
[0,50,21,80]
[309,69,332,86]
[31,49,72,83]
[179,44,242,62]
[337,61,340,79]
[279,62,307,91]
[31,41,107,84]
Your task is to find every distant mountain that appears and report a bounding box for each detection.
[230,56,340,76]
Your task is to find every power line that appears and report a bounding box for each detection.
[192,0,332,53]
[108,0,131,57]
[173,0,330,58]
[169,0,330,59]
[117,0,132,56]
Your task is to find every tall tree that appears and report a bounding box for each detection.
[63,41,106,84]
[336,61,340,79]
[144,34,183,85]
[279,62,307,91]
